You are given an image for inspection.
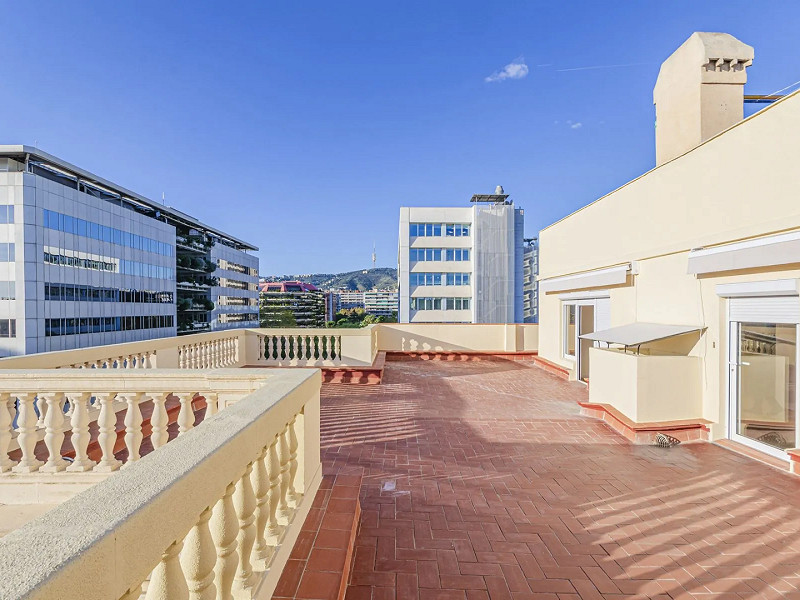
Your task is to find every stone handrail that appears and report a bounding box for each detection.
[0,368,322,600]
[0,324,540,371]
[0,370,269,477]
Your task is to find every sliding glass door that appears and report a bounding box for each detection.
[729,320,799,457]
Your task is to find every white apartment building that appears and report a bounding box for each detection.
[398,188,525,323]
[364,290,399,317]
[0,146,258,356]
[337,291,366,311]
[334,289,399,317]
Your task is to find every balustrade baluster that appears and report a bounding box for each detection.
[41,392,68,472]
[66,392,95,472]
[13,393,42,473]
[149,392,171,449]
[180,346,188,369]
[277,424,292,522]
[94,393,121,472]
[0,393,17,472]
[206,393,219,418]
[296,335,304,361]
[145,539,189,600]
[181,506,217,600]
[210,482,239,600]
[177,393,196,435]
[123,392,145,464]
[250,446,271,570]
[265,436,282,541]
[233,463,257,596]
[287,415,302,506]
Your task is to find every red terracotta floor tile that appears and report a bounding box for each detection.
[321,359,800,600]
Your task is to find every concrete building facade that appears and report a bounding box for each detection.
[522,238,539,323]
[0,146,258,356]
[398,190,525,324]
[537,32,800,462]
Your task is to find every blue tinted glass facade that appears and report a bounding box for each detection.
[43,209,173,257]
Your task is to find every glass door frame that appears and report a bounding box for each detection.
[727,320,800,460]
[562,299,599,383]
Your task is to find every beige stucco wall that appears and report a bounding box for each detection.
[377,323,538,353]
[538,89,800,437]
[588,348,703,423]
[540,91,800,281]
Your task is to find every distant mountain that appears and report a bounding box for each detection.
[263,267,397,291]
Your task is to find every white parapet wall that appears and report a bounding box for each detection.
[376,323,539,354]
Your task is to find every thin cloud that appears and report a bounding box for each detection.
[485,57,529,83]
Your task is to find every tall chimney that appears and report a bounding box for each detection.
[653,32,754,166]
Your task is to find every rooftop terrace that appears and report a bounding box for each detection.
[0,326,796,599]
[322,359,800,600]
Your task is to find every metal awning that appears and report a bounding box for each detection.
[580,322,704,347]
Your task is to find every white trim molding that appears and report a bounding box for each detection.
[540,264,632,294]
[688,230,800,275]
[716,278,800,298]
[558,290,611,301]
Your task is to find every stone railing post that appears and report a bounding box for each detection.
[250,446,270,570]
[66,392,96,472]
[210,482,239,600]
[13,393,42,473]
[0,393,17,473]
[149,392,171,450]
[40,392,68,473]
[94,393,121,472]
[177,393,196,436]
[181,506,217,600]
[144,539,189,600]
[265,435,283,544]
[123,392,145,464]
[233,463,257,596]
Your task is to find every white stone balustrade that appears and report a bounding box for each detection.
[0,370,272,499]
[0,369,322,600]
[0,324,539,372]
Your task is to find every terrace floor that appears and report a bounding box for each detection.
[320,357,800,600]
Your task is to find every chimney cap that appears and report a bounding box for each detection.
[495,185,505,194]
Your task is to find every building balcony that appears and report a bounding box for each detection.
[0,323,795,598]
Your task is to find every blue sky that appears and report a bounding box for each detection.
[2,2,797,274]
